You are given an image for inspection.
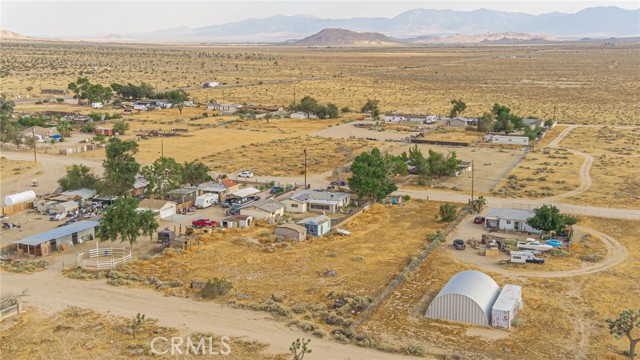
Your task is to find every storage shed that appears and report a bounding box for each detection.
[425,270,501,326]
[275,224,307,242]
[14,221,99,257]
[491,284,523,330]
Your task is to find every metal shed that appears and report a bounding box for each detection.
[425,270,501,326]
[491,284,523,329]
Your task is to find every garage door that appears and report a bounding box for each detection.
[160,207,175,219]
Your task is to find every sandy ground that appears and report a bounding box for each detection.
[312,121,419,141]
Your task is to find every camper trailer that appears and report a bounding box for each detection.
[510,251,545,264]
[194,193,218,209]
[203,82,219,88]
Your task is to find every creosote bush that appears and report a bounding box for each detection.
[201,278,233,299]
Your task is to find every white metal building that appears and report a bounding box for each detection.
[425,270,501,326]
[491,284,523,330]
[490,135,529,146]
[484,208,541,234]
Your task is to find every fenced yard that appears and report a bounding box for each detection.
[76,247,132,271]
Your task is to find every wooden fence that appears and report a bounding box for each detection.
[411,139,471,147]
[1,201,33,216]
[0,302,21,322]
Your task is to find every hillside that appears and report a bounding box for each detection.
[292,28,400,46]
[0,29,32,40]
[407,32,556,44]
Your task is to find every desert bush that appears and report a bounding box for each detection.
[201,278,233,299]
[403,343,425,356]
[511,318,522,327]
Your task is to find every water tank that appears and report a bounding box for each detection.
[4,190,37,206]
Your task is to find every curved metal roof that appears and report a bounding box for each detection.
[426,270,501,326]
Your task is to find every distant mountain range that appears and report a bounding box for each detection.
[3,6,639,44]
[293,28,400,46]
[121,6,638,43]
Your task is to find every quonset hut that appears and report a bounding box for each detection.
[425,270,501,326]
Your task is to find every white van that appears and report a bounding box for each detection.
[195,193,218,209]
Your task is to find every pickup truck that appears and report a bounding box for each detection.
[192,219,217,228]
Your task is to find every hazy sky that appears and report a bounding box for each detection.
[2,1,639,37]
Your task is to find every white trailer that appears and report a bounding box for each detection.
[133,104,148,111]
[510,251,544,264]
[203,82,219,88]
[491,284,523,329]
[91,102,103,109]
[194,193,218,209]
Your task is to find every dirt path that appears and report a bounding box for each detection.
[0,270,424,360]
[445,219,628,279]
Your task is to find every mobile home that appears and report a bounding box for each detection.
[194,193,218,209]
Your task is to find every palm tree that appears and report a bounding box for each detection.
[57,120,72,138]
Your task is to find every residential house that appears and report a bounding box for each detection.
[490,135,529,146]
[484,208,541,234]
[128,176,149,197]
[383,113,428,123]
[20,126,60,142]
[523,118,542,130]
[447,117,477,127]
[167,187,198,204]
[275,224,307,242]
[14,220,99,256]
[290,112,318,119]
[281,190,351,214]
[137,199,177,220]
[297,215,331,237]
[239,199,285,221]
[207,103,240,113]
[220,215,253,229]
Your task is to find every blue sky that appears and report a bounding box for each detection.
[2,1,639,37]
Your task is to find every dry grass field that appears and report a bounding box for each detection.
[425,126,482,144]
[0,308,276,360]
[208,136,374,176]
[566,154,640,209]
[123,201,449,317]
[561,126,640,155]
[492,147,583,198]
[0,158,41,181]
[2,41,639,125]
[362,216,640,360]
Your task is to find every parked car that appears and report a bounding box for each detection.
[192,219,217,228]
[270,186,284,194]
[238,171,254,178]
[247,195,260,202]
[453,239,466,250]
[222,198,239,208]
[473,216,485,224]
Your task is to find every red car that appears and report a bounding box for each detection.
[192,219,217,228]
[473,216,485,224]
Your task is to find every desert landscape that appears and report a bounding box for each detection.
[1,5,640,360]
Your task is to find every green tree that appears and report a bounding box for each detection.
[91,134,107,145]
[526,204,578,235]
[348,148,398,201]
[175,103,185,115]
[102,138,140,196]
[96,196,158,247]
[85,84,113,104]
[112,119,129,135]
[408,145,429,184]
[427,149,461,178]
[130,313,146,339]
[492,103,524,133]
[56,120,72,138]
[58,164,100,191]
[477,112,495,132]
[0,97,19,145]
[449,99,467,118]
[290,96,319,118]
[141,157,183,198]
[81,122,96,133]
[361,99,380,119]
[524,126,542,141]
[325,103,339,119]
[164,89,189,104]
[182,160,212,185]
[289,338,312,360]
[607,309,640,358]
[470,195,487,213]
[67,77,92,105]
[439,203,458,222]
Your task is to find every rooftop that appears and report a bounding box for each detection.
[242,199,285,213]
[486,208,535,222]
[276,223,307,233]
[14,221,100,246]
[297,215,331,226]
[168,187,198,195]
[229,187,260,198]
[222,214,252,222]
[286,190,350,203]
[138,199,176,209]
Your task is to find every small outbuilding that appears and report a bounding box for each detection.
[239,199,285,220]
[275,224,307,242]
[297,215,331,237]
[137,199,177,220]
[425,270,501,327]
[491,284,523,330]
[14,220,99,257]
[220,215,253,229]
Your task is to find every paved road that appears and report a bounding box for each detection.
[0,270,424,360]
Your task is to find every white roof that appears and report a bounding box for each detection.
[485,208,535,222]
[492,284,522,312]
[229,187,260,198]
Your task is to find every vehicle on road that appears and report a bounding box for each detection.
[517,239,553,252]
[192,219,217,228]
[238,171,254,178]
[473,216,485,224]
[453,239,466,250]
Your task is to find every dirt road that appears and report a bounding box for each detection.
[0,270,424,360]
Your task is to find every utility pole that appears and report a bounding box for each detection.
[471,160,474,203]
[304,147,307,188]
[32,127,37,162]
[553,104,557,123]
[293,88,296,105]
[161,135,164,157]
